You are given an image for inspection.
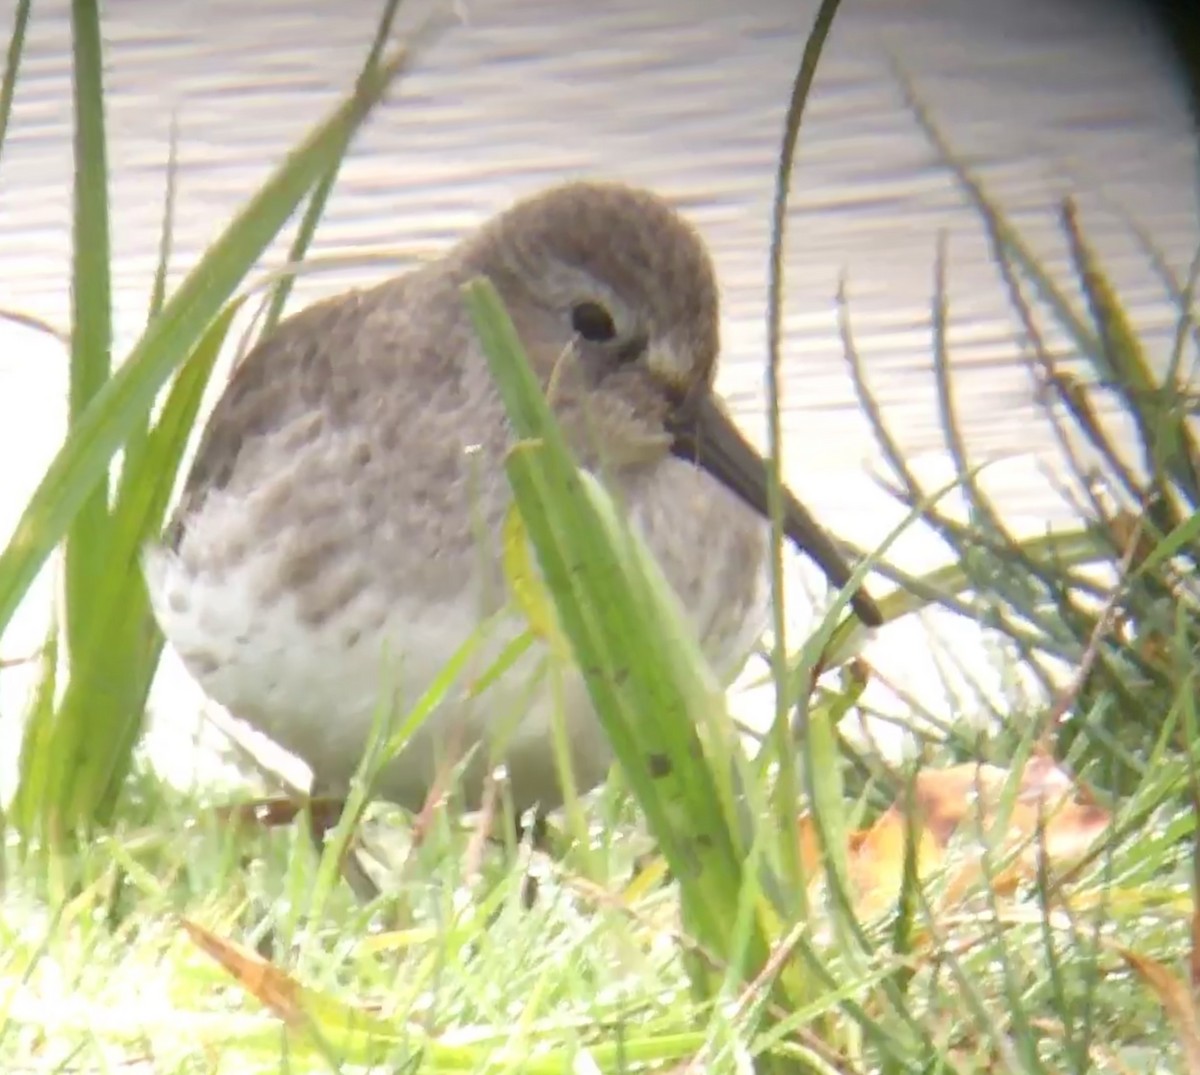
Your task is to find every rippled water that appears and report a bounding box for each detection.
[0,0,1196,786]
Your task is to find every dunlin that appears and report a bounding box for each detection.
[145,180,881,832]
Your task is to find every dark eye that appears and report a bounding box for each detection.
[571,301,617,343]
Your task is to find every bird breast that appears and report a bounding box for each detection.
[620,455,772,680]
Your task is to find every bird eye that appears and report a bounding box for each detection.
[571,301,617,343]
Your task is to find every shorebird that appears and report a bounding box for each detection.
[145,179,881,853]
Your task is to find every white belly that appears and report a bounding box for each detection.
[144,458,770,812]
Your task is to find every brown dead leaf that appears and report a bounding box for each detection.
[907,756,1109,873]
[796,813,822,879]
[798,756,1111,921]
[797,807,941,920]
[182,919,421,1061]
[1118,947,1200,1075]
[181,918,304,1026]
[847,808,942,919]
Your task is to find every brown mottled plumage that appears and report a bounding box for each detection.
[145,180,879,826]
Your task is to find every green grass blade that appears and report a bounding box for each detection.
[0,0,31,165]
[257,0,408,339]
[11,304,236,832]
[65,0,113,657]
[465,278,773,988]
[80,304,236,817]
[0,46,410,637]
[764,0,842,907]
[1061,200,1199,509]
[148,113,179,322]
[896,70,1106,376]
[11,618,57,851]
[118,114,182,526]
[1131,507,1200,580]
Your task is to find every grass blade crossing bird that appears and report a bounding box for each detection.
[144,180,882,887]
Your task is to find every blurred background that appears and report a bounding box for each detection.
[0,0,1197,785]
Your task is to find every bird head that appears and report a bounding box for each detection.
[461,180,882,628]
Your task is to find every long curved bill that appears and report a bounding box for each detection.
[669,395,883,627]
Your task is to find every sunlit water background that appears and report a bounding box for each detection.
[0,0,1197,795]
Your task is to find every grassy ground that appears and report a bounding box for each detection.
[2,1,1200,1072]
[0,751,1194,1073]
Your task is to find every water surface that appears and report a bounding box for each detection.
[0,0,1196,784]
